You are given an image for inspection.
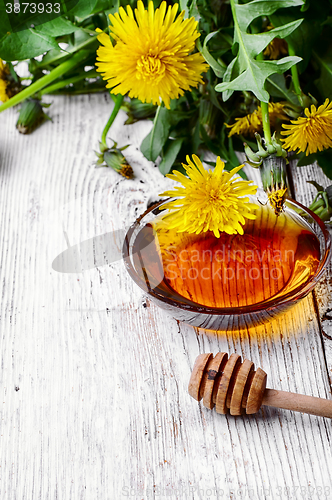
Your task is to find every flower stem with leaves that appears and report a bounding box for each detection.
[100,94,124,149]
[0,49,93,114]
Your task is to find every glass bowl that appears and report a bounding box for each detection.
[123,193,331,331]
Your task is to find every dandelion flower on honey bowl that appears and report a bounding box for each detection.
[281,98,332,155]
[159,155,258,237]
[95,1,208,109]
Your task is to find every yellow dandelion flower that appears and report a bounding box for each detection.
[268,187,288,216]
[225,102,288,138]
[268,102,288,126]
[264,37,288,60]
[0,59,9,103]
[159,155,258,237]
[95,1,208,109]
[0,79,8,103]
[281,99,332,156]
[225,108,262,138]
[0,59,20,102]
[0,59,7,74]
[263,26,288,60]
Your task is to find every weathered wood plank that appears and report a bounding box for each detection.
[0,94,331,499]
[289,161,332,387]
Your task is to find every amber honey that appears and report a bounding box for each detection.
[132,203,321,309]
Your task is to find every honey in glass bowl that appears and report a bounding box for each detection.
[123,194,330,330]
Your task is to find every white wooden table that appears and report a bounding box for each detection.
[0,93,332,500]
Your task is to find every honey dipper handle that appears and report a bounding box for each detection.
[263,389,332,418]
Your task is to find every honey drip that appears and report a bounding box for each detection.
[132,203,321,309]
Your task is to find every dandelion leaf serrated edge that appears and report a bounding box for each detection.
[217,57,302,103]
[236,0,304,32]
[215,0,304,102]
[236,20,303,71]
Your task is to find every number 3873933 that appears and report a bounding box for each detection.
[6,2,61,14]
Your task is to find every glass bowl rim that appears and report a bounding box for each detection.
[123,195,331,316]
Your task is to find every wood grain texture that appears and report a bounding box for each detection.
[0,94,331,499]
[289,160,332,388]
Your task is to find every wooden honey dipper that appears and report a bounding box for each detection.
[188,353,332,418]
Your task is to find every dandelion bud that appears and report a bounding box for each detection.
[104,150,133,179]
[244,143,261,167]
[318,207,332,222]
[95,140,133,179]
[16,98,51,134]
[123,99,157,125]
[308,183,332,223]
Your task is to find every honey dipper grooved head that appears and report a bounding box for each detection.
[188,353,267,416]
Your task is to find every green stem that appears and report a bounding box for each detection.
[255,50,272,146]
[260,101,272,145]
[309,198,324,213]
[40,69,99,96]
[49,88,105,95]
[37,29,100,69]
[101,94,124,148]
[0,49,91,113]
[287,41,303,106]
